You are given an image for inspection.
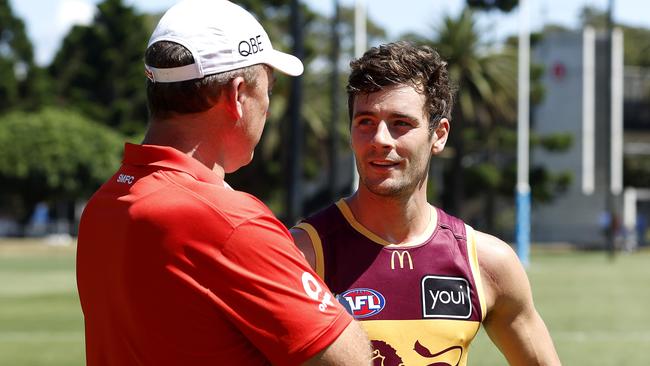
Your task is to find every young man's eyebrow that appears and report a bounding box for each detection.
[353,110,419,121]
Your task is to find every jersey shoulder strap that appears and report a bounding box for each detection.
[463,223,487,321]
[294,201,346,279]
[435,210,487,321]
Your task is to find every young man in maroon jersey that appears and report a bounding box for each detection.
[76,1,371,365]
[291,41,561,366]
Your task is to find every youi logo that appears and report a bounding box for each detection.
[337,288,386,319]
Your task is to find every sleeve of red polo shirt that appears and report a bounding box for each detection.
[207,212,352,366]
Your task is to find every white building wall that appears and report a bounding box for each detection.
[531,30,622,245]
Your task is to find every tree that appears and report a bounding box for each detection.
[625,156,650,188]
[466,0,518,12]
[49,0,150,136]
[0,108,123,232]
[579,5,609,29]
[0,0,48,112]
[621,26,650,68]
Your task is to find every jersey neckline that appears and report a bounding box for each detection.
[335,199,438,248]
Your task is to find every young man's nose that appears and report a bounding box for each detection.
[370,121,394,148]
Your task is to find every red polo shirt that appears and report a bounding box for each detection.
[77,143,351,365]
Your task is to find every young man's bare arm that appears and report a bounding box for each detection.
[302,321,372,366]
[477,231,561,366]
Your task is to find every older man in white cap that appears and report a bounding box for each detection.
[76,1,371,365]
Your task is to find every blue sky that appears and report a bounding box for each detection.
[9,0,650,66]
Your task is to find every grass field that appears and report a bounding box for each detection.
[0,240,83,366]
[470,247,650,365]
[1,240,649,365]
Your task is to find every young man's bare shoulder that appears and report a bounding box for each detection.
[473,230,529,310]
[471,231,561,365]
[474,231,519,271]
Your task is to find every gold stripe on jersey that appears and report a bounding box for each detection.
[294,222,325,279]
[362,319,480,366]
[335,199,437,247]
[465,224,487,321]
[335,200,393,246]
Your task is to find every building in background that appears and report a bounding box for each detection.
[531,28,650,247]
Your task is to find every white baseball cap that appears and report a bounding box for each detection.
[145,0,303,83]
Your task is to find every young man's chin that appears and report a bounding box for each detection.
[364,180,409,197]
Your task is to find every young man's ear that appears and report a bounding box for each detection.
[431,118,450,154]
[223,76,246,120]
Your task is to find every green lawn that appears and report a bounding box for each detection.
[470,248,650,365]
[1,240,649,365]
[0,241,83,366]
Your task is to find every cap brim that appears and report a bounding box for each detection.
[265,50,304,76]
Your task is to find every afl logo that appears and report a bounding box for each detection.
[338,288,386,319]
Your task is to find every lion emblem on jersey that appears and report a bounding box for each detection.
[370,340,463,366]
[413,341,463,366]
[371,340,404,366]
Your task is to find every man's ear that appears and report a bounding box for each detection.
[223,76,246,120]
[431,118,450,154]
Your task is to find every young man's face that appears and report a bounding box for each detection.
[350,84,448,197]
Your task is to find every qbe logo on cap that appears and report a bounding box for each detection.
[421,275,471,319]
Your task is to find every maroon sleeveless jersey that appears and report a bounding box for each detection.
[295,199,487,366]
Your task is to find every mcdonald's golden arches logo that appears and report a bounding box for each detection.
[390,250,414,270]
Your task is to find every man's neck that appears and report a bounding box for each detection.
[346,188,436,245]
[142,115,227,179]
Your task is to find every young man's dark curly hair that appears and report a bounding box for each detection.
[346,41,455,136]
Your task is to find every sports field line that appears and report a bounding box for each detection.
[0,331,83,342]
[551,330,650,342]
